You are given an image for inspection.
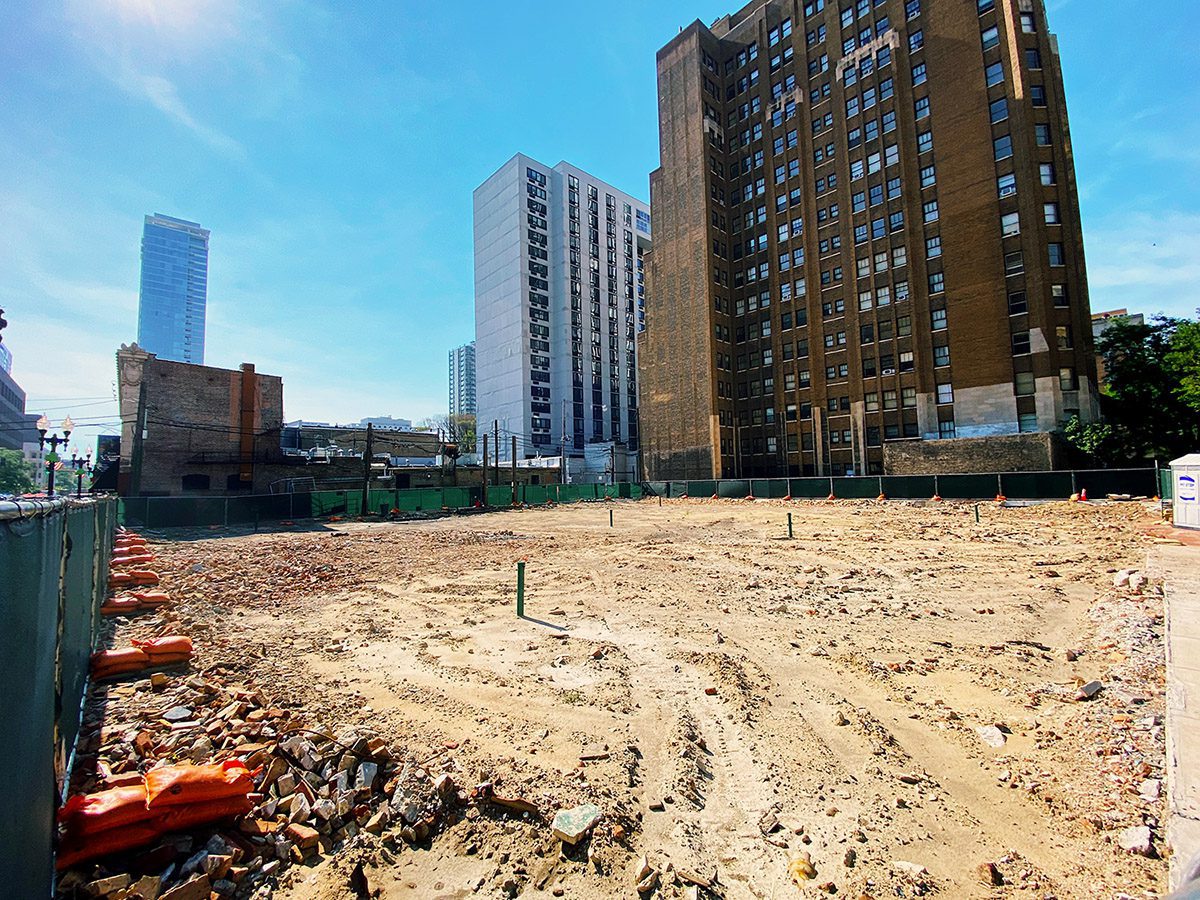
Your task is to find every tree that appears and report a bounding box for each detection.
[0,448,34,495]
[1075,313,1200,465]
[450,413,477,447]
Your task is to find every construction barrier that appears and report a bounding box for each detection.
[0,497,117,898]
[645,467,1158,502]
[118,483,644,529]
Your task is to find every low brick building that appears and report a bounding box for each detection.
[117,344,296,496]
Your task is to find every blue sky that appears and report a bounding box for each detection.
[1,0,1197,450]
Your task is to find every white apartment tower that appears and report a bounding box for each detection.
[474,153,651,469]
[448,341,477,418]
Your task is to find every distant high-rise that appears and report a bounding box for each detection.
[474,154,651,465]
[137,214,209,365]
[448,342,477,420]
[639,0,1097,479]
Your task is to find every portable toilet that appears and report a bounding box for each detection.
[1170,454,1200,529]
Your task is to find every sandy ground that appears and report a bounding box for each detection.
[137,499,1176,899]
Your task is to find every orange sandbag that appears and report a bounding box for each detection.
[56,795,251,871]
[132,590,171,608]
[107,573,133,589]
[133,636,193,660]
[57,785,153,838]
[55,822,161,870]
[127,570,160,586]
[150,794,253,831]
[100,596,141,616]
[91,647,150,679]
[112,554,154,568]
[145,760,253,810]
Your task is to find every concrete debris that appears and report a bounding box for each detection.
[976,725,1008,748]
[551,803,602,845]
[1117,825,1154,857]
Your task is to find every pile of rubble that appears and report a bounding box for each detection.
[59,529,631,900]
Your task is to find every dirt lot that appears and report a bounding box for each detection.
[103,498,1174,899]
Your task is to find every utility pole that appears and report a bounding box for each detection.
[482,433,489,507]
[493,419,499,489]
[511,435,517,506]
[361,422,374,515]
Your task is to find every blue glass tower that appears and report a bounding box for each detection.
[137,214,209,364]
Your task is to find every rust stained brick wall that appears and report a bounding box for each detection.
[883,431,1068,475]
[639,24,721,481]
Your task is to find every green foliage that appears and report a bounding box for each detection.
[1086,313,1200,464]
[0,448,34,495]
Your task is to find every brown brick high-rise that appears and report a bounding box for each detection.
[640,0,1097,480]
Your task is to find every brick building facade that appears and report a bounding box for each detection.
[117,344,286,496]
[639,0,1097,479]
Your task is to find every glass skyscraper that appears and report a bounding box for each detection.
[137,214,209,365]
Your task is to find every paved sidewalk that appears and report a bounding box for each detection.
[1153,543,1200,890]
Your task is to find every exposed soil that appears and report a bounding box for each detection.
[101,499,1174,899]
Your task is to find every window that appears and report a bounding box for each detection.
[892,245,907,268]
[1040,163,1057,185]
[883,390,898,410]
[917,131,933,154]
[1004,251,1024,276]
[1048,242,1065,266]
[915,96,930,120]
[1056,325,1073,349]
[938,420,956,439]
[1008,291,1028,315]
[936,382,954,404]
[926,235,942,258]
[1012,332,1032,355]
[1020,12,1036,33]
[1031,85,1047,107]
[929,271,945,293]
[1035,124,1051,146]
[898,315,912,336]
[902,387,917,408]
[912,62,927,85]
[985,61,1004,87]
[997,172,1017,198]
[981,26,999,50]
[1044,202,1060,225]
[933,344,950,367]
[1059,367,1077,391]
[1019,412,1039,433]
[923,199,939,222]
[1052,284,1069,307]
[994,134,1013,160]
[909,30,924,52]
[1026,48,1043,70]
[1001,212,1020,237]
[978,0,995,11]
[932,308,948,330]
[899,350,914,372]
[920,165,936,188]
[865,391,880,412]
[1015,371,1036,395]
[906,0,921,20]
[989,97,1008,123]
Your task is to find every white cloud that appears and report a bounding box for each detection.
[112,64,245,160]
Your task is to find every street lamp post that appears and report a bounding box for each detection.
[36,415,73,499]
[69,449,94,498]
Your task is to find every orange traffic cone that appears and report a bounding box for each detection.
[877,493,887,501]
[712,493,719,500]
[783,494,793,502]
[995,494,1007,504]
[1080,488,1088,501]
[931,494,942,502]
[826,493,836,501]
